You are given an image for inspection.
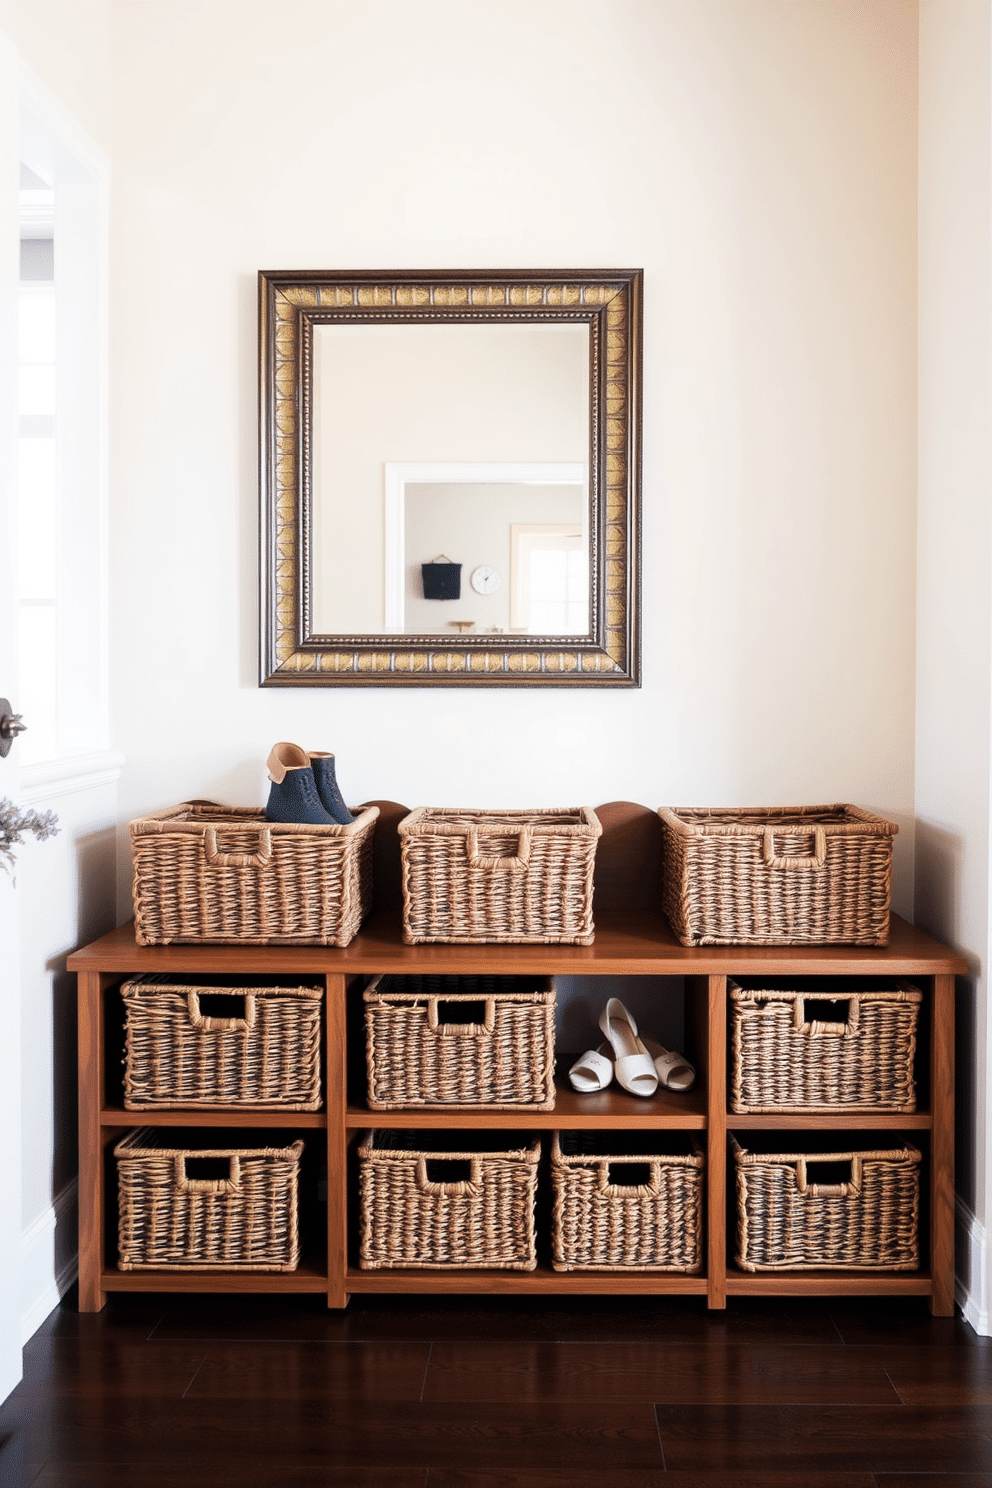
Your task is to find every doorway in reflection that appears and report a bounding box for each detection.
[392,469,587,636]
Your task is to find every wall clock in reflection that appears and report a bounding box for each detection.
[471,565,500,595]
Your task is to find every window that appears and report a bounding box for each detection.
[510,524,589,635]
[15,111,108,767]
[18,170,58,760]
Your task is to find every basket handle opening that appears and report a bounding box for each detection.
[187,991,257,1032]
[795,1156,862,1197]
[795,996,858,1038]
[761,823,827,870]
[465,824,532,871]
[174,1154,242,1194]
[416,1156,481,1195]
[427,998,496,1035]
[598,1159,663,1198]
[202,824,273,869]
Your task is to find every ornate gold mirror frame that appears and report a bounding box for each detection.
[259,268,641,686]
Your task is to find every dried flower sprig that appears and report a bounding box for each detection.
[0,798,59,878]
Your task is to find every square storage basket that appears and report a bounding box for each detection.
[129,802,378,947]
[730,979,922,1114]
[121,975,323,1111]
[114,1128,304,1272]
[357,1129,540,1270]
[732,1134,921,1272]
[551,1131,704,1272]
[398,807,601,945]
[364,974,555,1110]
[659,804,897,947]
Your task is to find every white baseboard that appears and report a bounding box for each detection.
[956,1194,990,1335]
[20,1179,78,1345]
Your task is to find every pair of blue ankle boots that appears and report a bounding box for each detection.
[265,742,354,826]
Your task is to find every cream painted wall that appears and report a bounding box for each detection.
[0,0,937,1361]
[0,1,110,152]
[917,0,992,1332]
[109,0,919,929]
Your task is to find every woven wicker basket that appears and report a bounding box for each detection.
[551,1131,704,1272]
[129,802,377,946]
[121,976,323,1111]
[115,1129,304,1271]
[732,1134,921,1272]
[357,1129,540,1269]
[730,979,921,1114]
[364,974,556,1110]
[399,807,601,945]
[659,805,897,947]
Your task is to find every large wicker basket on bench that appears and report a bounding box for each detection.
[659,804,897,946]
[399,806,601,945]
[129,802,377,946]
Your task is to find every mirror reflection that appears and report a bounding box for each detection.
[399,475,587,637]
[311,323,589,636]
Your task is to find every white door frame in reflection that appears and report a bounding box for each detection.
[383,462,587,632]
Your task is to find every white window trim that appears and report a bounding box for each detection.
[18,63,110,767]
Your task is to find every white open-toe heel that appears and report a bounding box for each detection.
[598,998,659,1098]
[568,1041,614,1093]
[644,1036,696,1092]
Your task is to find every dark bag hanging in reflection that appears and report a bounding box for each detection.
[421,556,461,601]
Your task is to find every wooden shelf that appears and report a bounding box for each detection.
[66,909,970,979]
[727,1112,932,1130]
[347,1100,927,1133]
[101,1262,329,1293]
[345,1266,708,1295]
[99,1107,327,1128]
[347,1083,706,1130]
[70,840,963,1317]
[725,1267,934,1297]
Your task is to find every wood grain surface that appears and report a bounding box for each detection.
[5,1291,992,1485]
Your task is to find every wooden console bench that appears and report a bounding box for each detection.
[68,803,966,1314]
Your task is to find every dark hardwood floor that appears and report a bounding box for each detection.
[2,1290,992,1487]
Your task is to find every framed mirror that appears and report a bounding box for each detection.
[259,268,641,686]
